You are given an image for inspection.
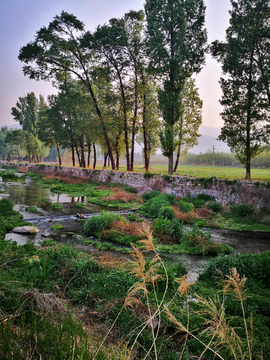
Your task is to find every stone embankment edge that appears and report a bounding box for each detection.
[3,162,270,210]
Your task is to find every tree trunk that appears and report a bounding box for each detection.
[168,152,173,175]
[173,146,181,173]
[103,152,108,169]
[28,150,31,163]
[107,156,111,168]
[71,143,75,167]
[79,136,86,168]
[142,76,150,173]
[56,143,62,166]
[93,144,96,169]
[74,142,81,167]
[87,143,91,168]
[245,161,251,180]
[130,70,139,172]
[84,79,115,169]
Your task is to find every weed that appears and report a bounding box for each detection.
[41,239,56,247]
[84,211,124,237]
[76,202,87,208]
[52,203,63,210]
[50,223,64,231]
[25,206,38,212]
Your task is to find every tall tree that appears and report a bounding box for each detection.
[145,0,207,174]
[173,78,202,173]
[211,0,270,180]
[11,92,39,136]
[18,11,116,169]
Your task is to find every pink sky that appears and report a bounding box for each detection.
[0,0,230,128]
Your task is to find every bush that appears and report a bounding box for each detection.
[200,253,256,280]
[50,223,64,231]
[230,204,254,218]
[142,190,161,202]
[84,211,124,237]
[158,206,175,220]
[52,203,63,210]
[25,206,38,212]
[127,213,143,222]
[0,198,17,217]
[207,201,222,213]
[154,218,182,239]
[179,201,194,213]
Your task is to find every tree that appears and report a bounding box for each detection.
[145,0,207,174]
[18,11,116,169]
[173,78,202,173]
[11,92,39,136]
[211,0,270,179]
[0,127,8,160]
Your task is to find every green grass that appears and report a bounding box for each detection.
[115,164,270,181]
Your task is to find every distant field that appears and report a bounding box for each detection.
[86,161,270,181]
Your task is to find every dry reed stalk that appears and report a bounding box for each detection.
[110,220,146,237]
[105,191,136,203]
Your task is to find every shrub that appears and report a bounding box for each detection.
[141,190,161,202]
[84,211,124,237]
[0,198,17,217]
[25,206,38,212]
[179,201,194,213]
[50,223,64,231]
[41,239,56,247]
[158,206,175,220]
[195,193,215,202]
[230,204,254,218]
[127,213,143,222]
[207,201,222,213]
[154,218,182,239]
[52,203,63,210]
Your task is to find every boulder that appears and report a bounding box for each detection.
[12,226,40,235]
[41,230,51,237]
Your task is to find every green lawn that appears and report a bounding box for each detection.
[115,164,270,181]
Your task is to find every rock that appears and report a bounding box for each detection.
[12,226,40,235]
[41,231,51,237]
[76,213,84,219]
[137,185,153,198]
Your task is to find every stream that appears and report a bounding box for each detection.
[1,174,270,281]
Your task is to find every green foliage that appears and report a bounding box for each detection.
[207,201,222,213]
[76,202,86,208]
[158,205,175,220]
[201,251,270,287]
[25,206,38,212]
[1,172,21,182]
[141,190,161,202]
[127,213,143,222]
[0,198,17,217]
[230,204,254,218]
[84,211,124,237]
[179,201,194,213]
[41,239,56,247]
[154,218,182,239]
[144,172,154,179]
[52,203,63,210]
[50,223,64,231]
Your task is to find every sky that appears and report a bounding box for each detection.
[0,0,231,128]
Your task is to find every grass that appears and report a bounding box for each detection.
[104,163,270,181]
[0,200,270,358]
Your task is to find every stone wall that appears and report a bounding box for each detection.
[4,162,270,209]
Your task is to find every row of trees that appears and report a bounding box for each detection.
[8,0,270,178]
[15,0,207,174]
